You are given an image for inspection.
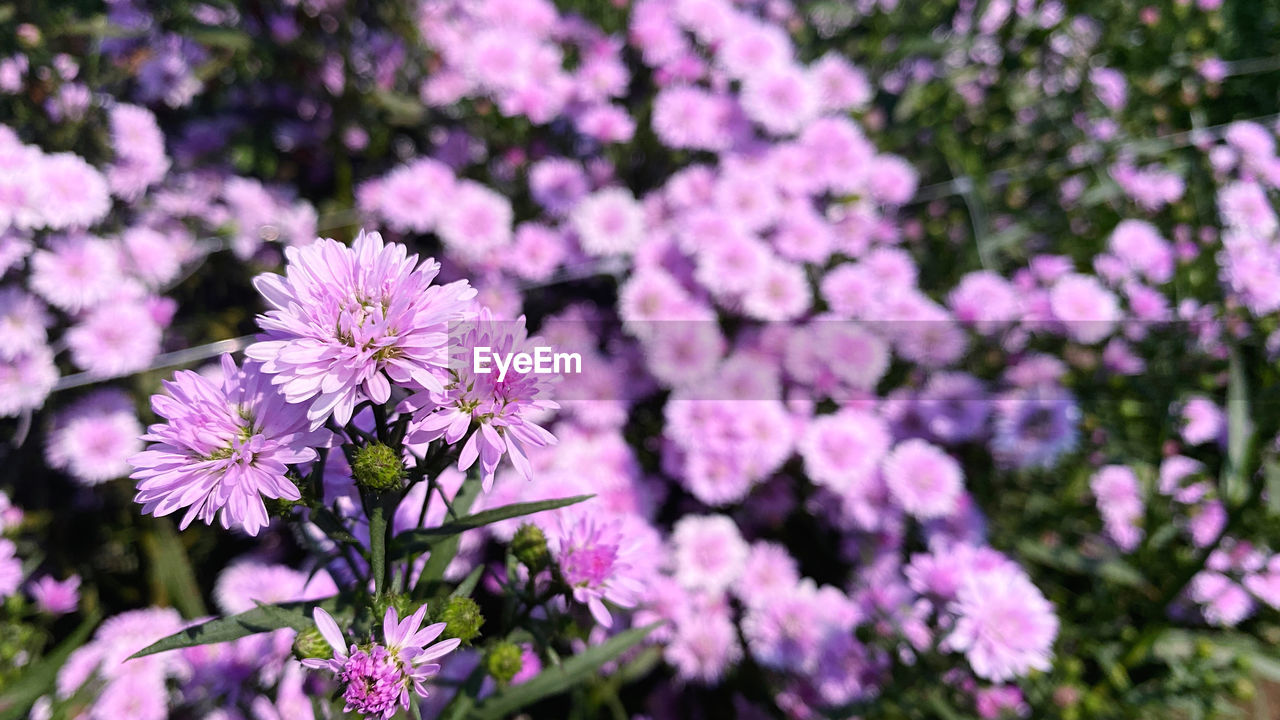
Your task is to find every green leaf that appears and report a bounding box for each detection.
[1265,459,1280,516]
[188,28,253,52]
[467,622,662,720]
[143,517,208,619]
[1017,540,1153,594]
[0,614,98,720]
[395,494,593,559]
[450,566,485,600]
[412,473,483,595]
[1222,347,1255,507]
[129,594,356,659]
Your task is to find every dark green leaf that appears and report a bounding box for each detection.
[129,594,356,659]
[395,494,591,559]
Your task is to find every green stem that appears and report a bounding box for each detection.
[373,401,390,445]
[370,496,389,599]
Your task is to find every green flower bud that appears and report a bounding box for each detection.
[373,593,417,622]
[293,625,332,661]
[511,523,549,572]
[484,642,524,686]
[353,443,404,492]
[438,596,484,644]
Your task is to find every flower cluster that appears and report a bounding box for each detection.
[5,0,1280,717]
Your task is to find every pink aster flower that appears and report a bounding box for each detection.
[0,539,21,597]
[29,574,80,615]
[246,230,476,429]
[370,157,456,234]
[664,598,743,684]
[33,152,111,230]
[66,300,164,377]
[130,354,330,536]
[405,309,557,490]
[670,514,749,593]
[1180,395,1224,446]
[214,560,336,614]
[1048,273,1121,344]
[741,63,819,136]
[0,286,49,360]
[1091,465,1145,551]
[106,104,169,201]
[946,564,1058,682]
[303,605,461,719]
[547,508,645,627]
[436,180,513,263]
[799,410,891,496]
[570,187,646,257]
[45,389,143,486]
[882,439,964,520]
[0,344,58,417]
[29,234,124,313]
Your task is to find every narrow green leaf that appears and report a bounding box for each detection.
[450,566,485,600]
[1264,459,1280,516]
[467,623,662,720]
[143,517,207,619]
[411,475,484,595]
[0,614,98,720]
[129,594,356,659]
[394,494,594,558]
[1222,347,1255,507]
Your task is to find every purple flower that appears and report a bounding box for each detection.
[991,385,1080,470]
[303,605,462,719]
[130,354,329,536]
[29,574,80,615]
[246,230,476,429]
[882,439,965,520]
[405,309,556,490]
[1091,465,1145,551]
[946,563,1058,682]
[45,389,143,486]
[0,539,21,598]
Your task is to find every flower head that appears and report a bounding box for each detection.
[547,509,644,627]
[406,309,557,490]
[130,354,329,536]
[246,230,476,429]
[946,563,1058,682]
[303,605,461,719]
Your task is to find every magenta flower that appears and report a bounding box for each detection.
[130,354,329,536]
[303,605,461,719]
[406,309,557,491]
[246,230,476,429]
[29,574,80,615]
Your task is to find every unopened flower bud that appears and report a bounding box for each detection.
[438,596,484,644]
[293,625,331,661]
[511,523,549,572]
[374,592,416,621]
[352,443,404,492]
[484,642,523,686]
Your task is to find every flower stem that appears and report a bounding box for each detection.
[369,495,389,599]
